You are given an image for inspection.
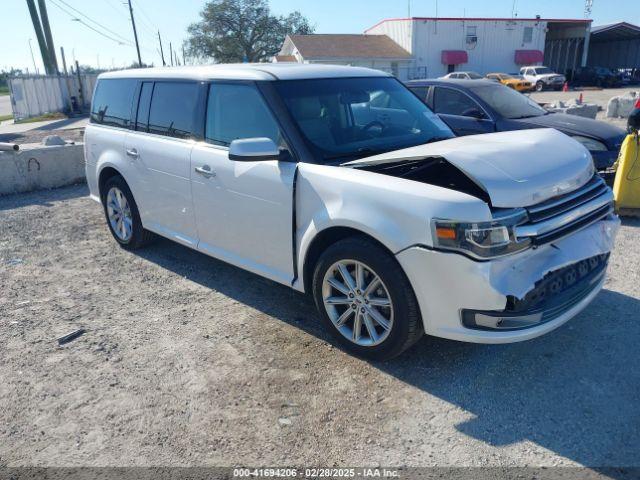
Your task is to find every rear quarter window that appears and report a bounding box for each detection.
[90,79,137,128]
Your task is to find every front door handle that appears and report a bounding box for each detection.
[195,165,216,178]
[126,148,139,159]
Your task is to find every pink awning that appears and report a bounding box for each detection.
[514,50,544,64]
[441,50,468,65]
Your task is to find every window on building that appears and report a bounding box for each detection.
[147,82,199,139]
[391,62,399,77]
[205,83,280,147]
[90,79,137,128]
[433,87,484,117]
[466,26,478,45]
[523,26,533,44]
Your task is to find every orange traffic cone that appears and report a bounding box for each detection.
[578,93,583,104]
[562,82,569,92]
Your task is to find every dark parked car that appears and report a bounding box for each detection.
[406,79,626,170]
[570,66,621,88]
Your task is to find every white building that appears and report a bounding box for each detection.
[278,17,592,81]
[276,34,412,77]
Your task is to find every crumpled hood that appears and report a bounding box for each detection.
[538,73,565,81]
[346,128,594,208]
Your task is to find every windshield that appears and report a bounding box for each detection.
[273,77,454,164]
[534,67,553,75]
[469,84,547,119]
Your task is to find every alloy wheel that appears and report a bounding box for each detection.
[321,260,394,347]
[106,187,133,242]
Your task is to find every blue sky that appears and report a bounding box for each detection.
[2,0,637,72]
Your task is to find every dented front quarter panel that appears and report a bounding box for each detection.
[293,162,491,291]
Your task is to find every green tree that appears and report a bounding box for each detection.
[185,0,314,63]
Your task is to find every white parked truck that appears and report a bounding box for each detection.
[85,64,618,359]
[520,66,566,91]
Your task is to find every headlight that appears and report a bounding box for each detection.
[571,135,608,152]
[432,209,530,259]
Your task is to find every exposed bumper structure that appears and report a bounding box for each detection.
[396,216,620,343]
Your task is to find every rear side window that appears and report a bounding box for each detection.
[205,83,280,146]
[148,82,199,139]
[90,79,136,128]
[409,86,428,100]
[135,81,153,132]
[433,87,481,116]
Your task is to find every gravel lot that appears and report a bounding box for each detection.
[1,184,639,469]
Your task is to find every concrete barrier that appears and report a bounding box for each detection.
[0,143,85,195]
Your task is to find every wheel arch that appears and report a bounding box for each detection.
[301,226,398,294]
[98,165,125,200]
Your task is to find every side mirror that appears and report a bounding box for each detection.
[628,108,640,134]
[462,108,486,120]
[229,138,280,162]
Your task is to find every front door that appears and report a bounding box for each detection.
[190,82,296,285]
[432,86,495,136]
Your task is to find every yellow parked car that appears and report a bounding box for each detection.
[486,73,533,92]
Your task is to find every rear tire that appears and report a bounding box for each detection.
[101,175,155,250]
[312,236,423,360]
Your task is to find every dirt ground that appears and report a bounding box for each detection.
[0,184,639,469]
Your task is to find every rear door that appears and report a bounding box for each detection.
[431,86,495,136]
[124,81,200,247]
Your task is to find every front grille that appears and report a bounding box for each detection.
[515,175,614,246]
[505,254,609,314]
[461,254,608,331]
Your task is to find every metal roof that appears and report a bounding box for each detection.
[591,22,640,42]
[287,34,411,59]
[98,63,390,82]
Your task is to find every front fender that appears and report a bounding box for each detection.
[294,162,491,291]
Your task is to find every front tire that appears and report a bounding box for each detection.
[102,175,154,250]
[312,236,423,360]
[535,81,545,92]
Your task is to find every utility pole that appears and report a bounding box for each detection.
[127,0,143,67]
[28,38,39,74]
[60,46,68,74]
[182,45,186,65]
[157,30,166,66]
[169,42,174,66]
[26,0,52,74]
[37,0,59,74]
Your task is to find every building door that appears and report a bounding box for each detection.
[447,64,455,73]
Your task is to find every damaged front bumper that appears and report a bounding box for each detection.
[396,215,620,343]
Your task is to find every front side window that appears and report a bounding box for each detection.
[273,77,453,164]
[90,78,136,128]
[534,67,553,75]
[147,82,199,139]
[205,83,280,147]
[469,84,547,119]
[433,87,483,117]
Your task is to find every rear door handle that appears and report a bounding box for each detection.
[126,148,139,158]
[195,165,216,178]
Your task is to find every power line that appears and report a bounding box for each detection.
[131,0,159,36]
[48,0,133,46]
[53,0,132,44]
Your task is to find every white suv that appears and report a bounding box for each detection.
[520,65,566,91]
[85,64,618,359]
